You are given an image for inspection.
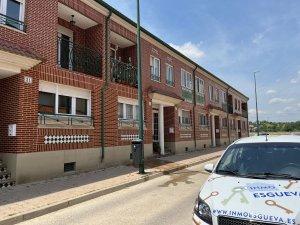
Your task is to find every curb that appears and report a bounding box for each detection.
[0,153,221,225]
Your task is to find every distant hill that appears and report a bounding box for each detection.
[249,120,300,132]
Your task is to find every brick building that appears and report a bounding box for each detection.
[0,0,249,184]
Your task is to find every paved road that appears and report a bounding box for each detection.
[19,158,218,225]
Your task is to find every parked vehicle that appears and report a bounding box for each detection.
[193,135,300,225]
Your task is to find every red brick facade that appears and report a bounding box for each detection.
[0,0,248,182]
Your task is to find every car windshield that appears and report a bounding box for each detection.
[215,142,300,180]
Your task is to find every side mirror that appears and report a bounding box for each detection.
[204,163,214,173]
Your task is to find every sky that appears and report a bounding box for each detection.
[104,0,300,122]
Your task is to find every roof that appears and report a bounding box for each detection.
[0,38,42,61]
[234,135,300,144]
[148,86,184,101]
[95,0,249,100]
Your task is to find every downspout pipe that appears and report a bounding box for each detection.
[226,87,231,144]
[192,65,198,151]
[101,10,112,163]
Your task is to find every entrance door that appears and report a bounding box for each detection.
[214,116,221,146]
[238,120,242,138]
[152,111,160,154]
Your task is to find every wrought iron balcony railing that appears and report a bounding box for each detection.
[228,103,233,114]
[0,13,26,32]
[182,87,193,102]
[38,113,93,126]
[57,36,101,77]
[166,79,174,87]
[242,109,248,118]
[222,103,228,112]
[196,93,205,105]
[111,58,137,86]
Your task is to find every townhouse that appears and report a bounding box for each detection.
[0,0,249,185]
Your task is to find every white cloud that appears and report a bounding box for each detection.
[252,33,264,44]
[266,89,276,95]
[248,108,267,115]
[169,42,205,61]
[268,98,295,104]
[290,71,300,84]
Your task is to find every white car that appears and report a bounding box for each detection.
[193,135,300,225]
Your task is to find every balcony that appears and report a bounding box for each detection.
[0,13,26,32]
[228,103,233,114]
[196,93,205,105]
[111,58,137,86]
[222,103,228,112]
[242,110,248,118]
[182,87,193,102]
[57,37,101,77]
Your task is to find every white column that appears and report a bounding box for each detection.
[211,115,216,147]
[159,104,165,155]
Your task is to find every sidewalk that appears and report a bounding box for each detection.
[0,147,224,225]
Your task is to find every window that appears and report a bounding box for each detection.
[195,77,204,94]
[126,104,133,119]
[208,85,213,101]
[118,103,124,119]
[76,98,88,115]
[181,69,193,90]
[38,92,55,114]
[235,99,238,110]
[150,56,160,81]
[215,88,219,102]
[39,81,91,117]
[199,114,208,126]
[179,110,191,125]
[222,118,228,128]
[231,119,236,130]
[58,95,72,114]
[118,97,140,121]
[166,64,174,86]
[222,91,227,103]
[0,0,25,31]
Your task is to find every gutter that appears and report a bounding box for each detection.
[226,87,231,144]
[101,10,112,163]
[192,65,198,151]
[94,0,248,100]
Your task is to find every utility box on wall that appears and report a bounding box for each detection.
[8,124,17,137]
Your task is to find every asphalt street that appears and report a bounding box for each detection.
[19,158,218,225]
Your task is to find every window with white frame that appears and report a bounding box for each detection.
[195,77,204,95]
[208,85,213,101]
[38,81,91,117]
[0,0,25,31]
[179,109,191,125]
[199,114,208,126]
[215,88,219,102]
[181,69,193,90]
[222,91,227,103]
[166,64,174,86]
[118,97,140,121]
[150,56,160,81]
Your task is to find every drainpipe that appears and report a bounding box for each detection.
[226,87,231,144]
[101,10,112,163]
[192,65,198,151]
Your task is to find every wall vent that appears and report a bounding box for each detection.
[64,162,76,172]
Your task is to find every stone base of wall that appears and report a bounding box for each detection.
[0,144,153,184]
[195,139,212,150]
[174,140,195,154]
